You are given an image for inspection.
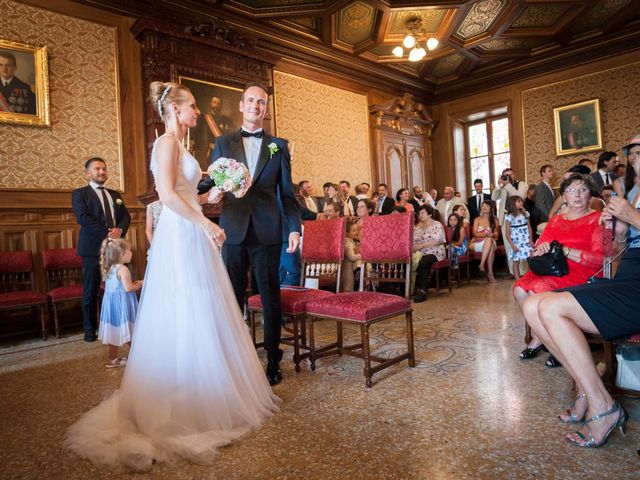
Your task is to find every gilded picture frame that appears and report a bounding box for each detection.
[0,38,50,127]
[553,98,602,156]
[178,75,274,170]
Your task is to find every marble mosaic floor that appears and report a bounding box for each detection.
[1,279,639,479]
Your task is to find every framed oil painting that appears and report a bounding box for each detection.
[0,38,50,127]
[179,75,274,170]
[553,98,602,156]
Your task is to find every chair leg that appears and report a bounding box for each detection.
[447,268,452,293]
[466,262,471,284]
[603,340,615,382]
[406,312,415,367]
[308,317,317,371]
[524,323,532,344]
[435,269,440,294]
[337,321,343,355]
[362,324,372,387]
[39,305,47,340]
[248,310,257,348]
[53,303,61,339]
[293,315,301,373]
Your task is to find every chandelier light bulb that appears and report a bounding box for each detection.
[417,47,426,59]
[426,38,439,51]
[408,47,422,62]
[403,34,416,49]
[392,46,404,57]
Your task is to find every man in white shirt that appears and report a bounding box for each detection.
[491,167,528,275]
[338,180,358,217]
[590,151,618,192]
[466,178,490,225]
[534,164,556,223]
[298,180,319,213]
[436,186,465,221]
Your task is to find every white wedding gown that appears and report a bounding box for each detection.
[65,136,278,471]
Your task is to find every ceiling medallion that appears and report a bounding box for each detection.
[392,17,438,62]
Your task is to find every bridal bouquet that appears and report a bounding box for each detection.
[207,158,251,200]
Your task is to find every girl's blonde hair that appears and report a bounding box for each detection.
[99,238,131,279]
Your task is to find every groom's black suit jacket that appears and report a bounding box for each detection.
[71,185,131,256]
[198,130,301,245]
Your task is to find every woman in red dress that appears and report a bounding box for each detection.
[515,173,605,369]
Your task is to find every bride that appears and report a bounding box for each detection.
[64,82,279,471]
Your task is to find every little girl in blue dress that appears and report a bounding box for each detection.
[98,238,143,368]
[504,195,535,280]
[447,213,468,269]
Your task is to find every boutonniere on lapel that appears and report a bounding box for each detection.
[268,142,279,158]
[115,198,124,208]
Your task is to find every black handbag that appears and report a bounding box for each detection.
[527,240,568,276]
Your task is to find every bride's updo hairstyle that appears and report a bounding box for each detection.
[149,81,191,120]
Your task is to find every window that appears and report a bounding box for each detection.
[466,116,510,193]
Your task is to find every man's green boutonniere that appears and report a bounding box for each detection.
[268,142,279,158]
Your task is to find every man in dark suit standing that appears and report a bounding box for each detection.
[590,151,619,192]
[376,183,395,215]
[466,178,490,225]
[200,84,301,386]
[533,164,556,224]
[71,157,131,342]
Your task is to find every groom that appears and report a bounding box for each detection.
[199,84,301,386]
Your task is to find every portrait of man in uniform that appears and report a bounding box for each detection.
[0,50,36,115]
[0,39,49,127]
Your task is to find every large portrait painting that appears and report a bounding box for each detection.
[553,98,602,156]
[0,38,50,127]
[179,75,274,170]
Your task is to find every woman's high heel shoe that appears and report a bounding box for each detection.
[559,393,587,424]
[519,344,544,360]
[567,402,629,448]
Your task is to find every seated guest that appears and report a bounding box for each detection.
[429,188,438,204]
[452,204,470,227]
[342,220,362,292]
[396,188,414,212]
[355,198,375,220]
[412,205,446,303]
[590,151,619,192]
[410,185,435,210]
[601,185,615,205]
[354,183,368,200]
[321,183,340,213]
[436,186,465,221]
[359,182,371,198]
[324,201,341,220]
[469,200,499,283]
[447,213,468,269]
[614,163,626,178]
[549,165,604,217]
[376,183,395,215]
[339,180,358,217]
[515,174,604,368]
[299,180,319,213]
[522,139,639,447]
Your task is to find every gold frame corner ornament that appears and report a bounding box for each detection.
[553,98,602,157]
[0,38,50,127]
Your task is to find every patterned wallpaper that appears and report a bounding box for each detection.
[522,60,640,184]
[0,0,122,191]
[273,71,371,194]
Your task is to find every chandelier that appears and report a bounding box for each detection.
[392,17,439,62]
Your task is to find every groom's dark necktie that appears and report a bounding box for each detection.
[98,187,115,228]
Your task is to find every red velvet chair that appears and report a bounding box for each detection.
[0,251,48,340]
[43,248,83,338]
[445,226,471,286]
[247,217,345,372]
[305,213,415,387]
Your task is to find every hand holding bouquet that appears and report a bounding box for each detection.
[207,158,251,203]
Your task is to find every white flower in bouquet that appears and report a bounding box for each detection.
[207,157,251,201]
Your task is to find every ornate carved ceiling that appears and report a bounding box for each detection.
[72,0,640,103]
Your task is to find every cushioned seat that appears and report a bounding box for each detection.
[47,285,83,302]
[306,291,411,322]
[248,287,334,315]
[0,291,47,307]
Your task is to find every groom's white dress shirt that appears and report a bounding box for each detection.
[241,127,263,178]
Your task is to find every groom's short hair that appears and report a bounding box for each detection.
[241,83,270,101]
[84,156,106,170]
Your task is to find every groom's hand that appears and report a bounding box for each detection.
[287,232,300,253]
